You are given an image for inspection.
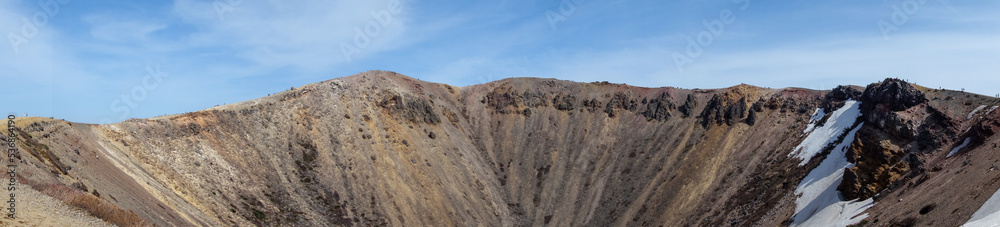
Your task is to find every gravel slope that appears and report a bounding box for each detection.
[0,186,113,227]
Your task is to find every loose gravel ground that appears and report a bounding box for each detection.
[0,185,113,227]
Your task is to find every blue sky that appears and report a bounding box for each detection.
[1,0,998,124]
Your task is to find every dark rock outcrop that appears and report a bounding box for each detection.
[642,92,675,121]
[485,87,550,114]
[750,98,764,113]
[822,85,862,110]
[746,97,765,126]
[521,91,549,108]
[955,119,999,155]
[828,85,863,101]
[582,98,601,112]
[700,95,749,127]
[858,78,928,140]
[859,78,927,112]
[915,107,955,152]
[679,94,698,117]
[700,95,726,127]
[553,94,576,111]
[763,96,810,114]
[724,97,749,125]
[377,94,441,125]
[605,92,639,118]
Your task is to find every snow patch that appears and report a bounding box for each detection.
[790,100,863,166]
[969,105,987,120]
[803,108,827,134]
[947,137,972,158]
[792,124,872,227]
[986,106,999,116]
[964,188,1000,227]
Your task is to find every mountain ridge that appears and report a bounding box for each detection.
[4,70,1000,226]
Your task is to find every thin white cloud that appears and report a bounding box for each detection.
[679,32,1000,94]
[439,29,1000,96]
[84,15,167,43]
[169,0,411,72]
[3,1,999,123]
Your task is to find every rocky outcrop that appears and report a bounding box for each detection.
[521,91,549,108]
[604,91,639,118]
[746,109,758,126]
[485,87,550,114]
[828,85,863,101]
[822,85,862,110]
[761,96,811,114]
[582,98,601,112]
[956,119,999,155]
[700,94,749,127]
[724,97,749,126]
[700,95,725,127]
[378,93,441,124]
[858,78,928,140]
[750,99,764,113]
[915,107,955,152]
[679,94,698,117]
[642,92,675,121]
[552,93,576,111]
[839,79,932,200]
[839,131,913,200]
[860,78,927,112]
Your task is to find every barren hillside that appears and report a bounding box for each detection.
[4,70,1000,226]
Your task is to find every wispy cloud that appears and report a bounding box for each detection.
[1,0,998,123]
[169,0,411,71]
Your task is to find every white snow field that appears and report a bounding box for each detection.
[947,138,972,158]
[790,100,863,166]
[791,124,873,227]
[965,188,1000,227]
[803,108,827,134]
[969,105,987,120]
